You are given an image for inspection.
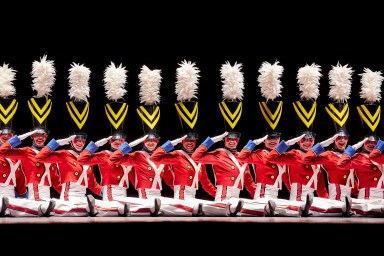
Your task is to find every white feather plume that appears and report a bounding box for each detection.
[31,55,56,98]
[220,61,244,101]
[68,63,91,102]
[175,60,200,101]
[297,63,321,100]
[328,63,353,103]
[0,63,17,98]
[257,61,284,101]
[359,68,383,104]
[138,65,162,105]
[103,62,127,101]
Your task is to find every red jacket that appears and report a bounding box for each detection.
[339,151,384,189]
[0,154,27,195]
[0,142,61,194]
[191,145,256,198]
[78,150,135,188]
[109,149,173,190]
[151,147,216,197]
[303,150,359,195]
[267,149,329,198]
[238,148,290,190]
[35,147,101,195]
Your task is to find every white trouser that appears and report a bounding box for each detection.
[358,188,384,200]
[216,185,265,217]
[350,198,384,217]
[5,196,51,217]
[328,183,352,201]
[0,184,15,198]
[28,183,51,201]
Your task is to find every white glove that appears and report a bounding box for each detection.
[95,136,112,147]
[128,135,148,148]
[253,135,268,145]
[56,135,76,146]
[286,134,306,146]
[18,129,39,141]
[320,134,339,148]
[171,135,187,146]
[211,131,228,143]
[352,137,368,151]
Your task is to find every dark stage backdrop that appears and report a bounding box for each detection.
[2,21,384,199]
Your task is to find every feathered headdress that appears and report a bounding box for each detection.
[103,62,128,139]
[258,61,284,138]
[293,63,321,138]
[175,60,200,139]
[0,63,17,99]
[137,65,162,138]
[328,62,353,103]
[66,63,91,135]
[175,60,200,101]
[220,61,244,101]
[0,63,17,133]
[325,63,354,137]
[356,67,383,139]
[218,61,244,138]
[359,68,383,104]
[258,61,283,101]
[297,63,321,101]
[28,55,56,133]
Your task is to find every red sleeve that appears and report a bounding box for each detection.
[267,149,298,165]
[15,165,27,195]
[35,147,66,164]
[150,147,179,164]
[87,166,102,196]
[282,169,291,192]
[50,163,62,194]
[199,165,216,198]
[244,166,256,198]
[315,168,329,198]
[369,149,384,164]
[191,146,222,165]
[337,154,353,169]
[161,165,174,190]
[109,150,135,165]
[303,150,331,165]
[0,143,28,161]
[128,167,136,187]
[237,149,252,160]
[78,150,106,165]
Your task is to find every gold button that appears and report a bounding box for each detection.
[305,165,309,169]
[374,177,378,181]
[271,175,275,179]
[89,167,92,170]
[74,171,79,176]
[271,165,275,168]
[148,167,152,171]
[36,162,40,167]
[231,166,235,170]
[187,165,191,169]
[189,175,193,180]
[373,167,377,170]
[162,169,164,172]
[36,173,41,177]
[343,174,347,179]
[115,164,119,168]
[2,173,6,178]
[73,162,77,166]
[231,176,235,180]
[117,175,121,180]
[306,175,310,180]
[2,163,6,167]
[149,177,153,182]
[51,166,55,170]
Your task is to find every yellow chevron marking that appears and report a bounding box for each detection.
[175,102,198,129]
[105,103,128,129]
[357,105,381,132]
[66,102,89,129]
[137,106,160,129]
[259,101,282,130]
[28,99,52,124]
[219,102,242,129]
[0,100,18,124]
[292,101,317,128]
[325,103,349,127]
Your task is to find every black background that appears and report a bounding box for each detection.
[2,6,384,200]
